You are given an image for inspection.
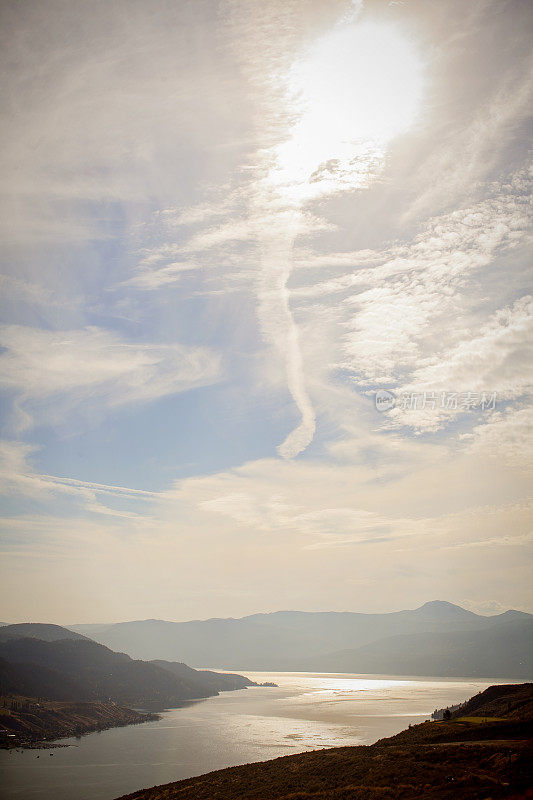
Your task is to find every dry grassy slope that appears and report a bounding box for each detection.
[117,684,533,800]
[117,735,533,800]
[450,683,533,720]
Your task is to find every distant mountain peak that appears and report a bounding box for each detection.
[420,600,461,608]
[493,609,531,619]
[415,600,476,616]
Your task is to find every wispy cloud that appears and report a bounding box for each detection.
[125,261,199,290]
[464,405,533,468]
[0,439,157,502]
[0,325,221,430]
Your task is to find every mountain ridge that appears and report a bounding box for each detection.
[64,602,533,676]
[67,600,532,629]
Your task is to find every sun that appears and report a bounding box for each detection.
[272,19,424,200]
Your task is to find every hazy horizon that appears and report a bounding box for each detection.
[3,599,533,627]
[1,0,532,623]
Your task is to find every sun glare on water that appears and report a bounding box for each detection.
[273,19,424,200]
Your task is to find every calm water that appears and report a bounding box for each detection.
[0,672,509,800]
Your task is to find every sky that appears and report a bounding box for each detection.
[0,0,531,623]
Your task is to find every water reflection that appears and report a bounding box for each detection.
[0,673,508,800]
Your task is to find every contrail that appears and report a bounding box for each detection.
[222,0,321,458]
[255,206,316,459]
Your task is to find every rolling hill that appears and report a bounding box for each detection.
[0,623,88,642]
[449,681,533,719]
[0,626,256,706]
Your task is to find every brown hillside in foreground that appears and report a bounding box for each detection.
[117,684,533,800]
[450,683,533,720]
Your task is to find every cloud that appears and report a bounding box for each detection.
[0,0,260,245]
[162,204,225,228]
[403,62,533,221]
[339,178,531,380]
[0,441,44,498]
[1,427,531,618]
[182,220,253,253]
[233,8,423,458]
[0,438,157,502]
[384,295,532,431]
[464,405,533,468]
[458,598,530,615]
[0,325,221,429]
[1,0,532,621]
[126,261,199,290]
[253,215,317,458]
[275,173,532,440]
[406,296,532,394]
[441,532,533,551]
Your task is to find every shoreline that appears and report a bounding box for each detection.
[0,697,159,749]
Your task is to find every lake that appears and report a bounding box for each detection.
[0,672,509,800]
